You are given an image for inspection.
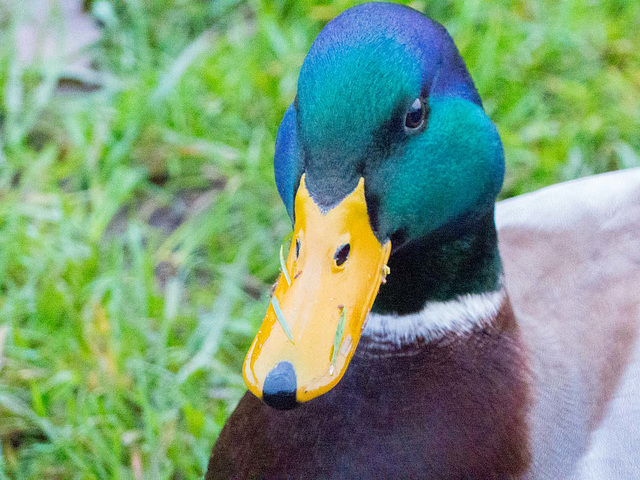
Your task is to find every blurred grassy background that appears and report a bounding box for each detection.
[0,0,638,478]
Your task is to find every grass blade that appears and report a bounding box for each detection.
[279,243,291,285]
[331,307,346,365]
[151,29,216,104]
[271,296,294,344]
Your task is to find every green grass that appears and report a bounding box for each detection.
[0,0,639,478]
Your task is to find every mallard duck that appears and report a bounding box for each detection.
[207,3,640,479]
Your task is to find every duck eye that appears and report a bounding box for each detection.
[334,244,350,267]
[405,97,427,131]
[295,238,301,259]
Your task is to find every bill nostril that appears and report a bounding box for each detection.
[295,238,301,259]
[262,361,298,410]
[334,243,350,267]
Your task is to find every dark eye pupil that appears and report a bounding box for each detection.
[334,244,350,267]
[295,239,301,258]
[405,97,424,129]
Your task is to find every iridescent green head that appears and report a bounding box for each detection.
[274,2,504,249]
[246,3,507,409]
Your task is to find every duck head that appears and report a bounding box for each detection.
[243,3,505,409]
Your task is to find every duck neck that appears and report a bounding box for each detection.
[356,209,531,476]
[372,209,502,315]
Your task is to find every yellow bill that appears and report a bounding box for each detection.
[243,174,391,409]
